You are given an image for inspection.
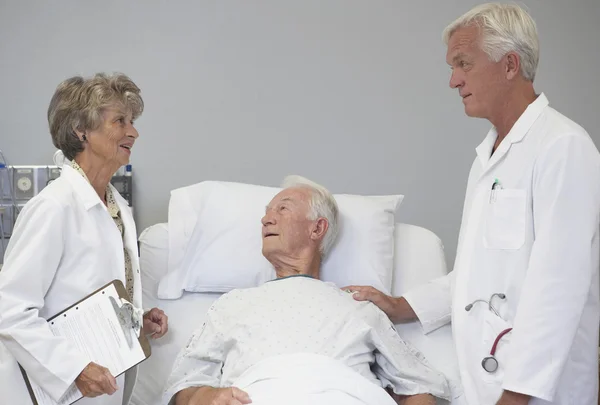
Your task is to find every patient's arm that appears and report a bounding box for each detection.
[403,394,436,405]
[175,386,200,405]
[366,306,451,402]
[176,386,252,405]
[162,307,227,405]
[387,388,436,405]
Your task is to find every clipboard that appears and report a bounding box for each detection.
[20,280,152,405]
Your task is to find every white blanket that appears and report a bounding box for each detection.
[232,353,398,405]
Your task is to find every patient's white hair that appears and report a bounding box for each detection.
[442,2,539,81]
[281,175,339,257]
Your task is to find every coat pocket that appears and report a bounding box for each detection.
[483,188,526,250]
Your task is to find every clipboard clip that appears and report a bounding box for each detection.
[109,296,144,347]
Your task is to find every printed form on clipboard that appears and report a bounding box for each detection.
[20,280,151,405]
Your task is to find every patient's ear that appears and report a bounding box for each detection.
[310,218,329,242]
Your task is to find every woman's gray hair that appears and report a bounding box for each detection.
[47,72,144,160]
[442,2,539,82]
[281,175,339,257]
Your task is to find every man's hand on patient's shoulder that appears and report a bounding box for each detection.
[181,385,252,405]
[342,285,417,324]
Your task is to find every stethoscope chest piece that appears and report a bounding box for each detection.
[482,356,499,373]
[481,327,513,373]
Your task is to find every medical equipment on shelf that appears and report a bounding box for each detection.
[0,150,134,265]
[0,165,62,243]
[481,328,513,373]
[0,149,13,264]
[464,293,506,317]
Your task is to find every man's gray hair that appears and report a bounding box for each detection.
[281,175,339,257]
[442,2,539,82]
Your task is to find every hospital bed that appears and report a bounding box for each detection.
[130,181,464,405]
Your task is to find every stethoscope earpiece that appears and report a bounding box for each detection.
[465,293,506,316]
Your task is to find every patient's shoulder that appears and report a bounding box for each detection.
[205,283,270,315]
[320,282,382,313]
[338,289,395,325]
[209,287,253,309]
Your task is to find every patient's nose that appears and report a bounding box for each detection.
[262,212,276,226]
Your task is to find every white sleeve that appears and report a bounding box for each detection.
[402,272,454,334]
[502,134,600,401]
[368,306,452,401]
[162,305,225,405]
[0,197,89,402]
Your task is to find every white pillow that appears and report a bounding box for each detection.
[157,181,402,299]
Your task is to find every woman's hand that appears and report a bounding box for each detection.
[142,307,169,338]
[75,362,118,397]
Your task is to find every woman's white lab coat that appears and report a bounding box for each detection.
[0,164,143,405]
[404,93,600,405]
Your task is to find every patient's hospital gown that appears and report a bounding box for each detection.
[163,275,450,403]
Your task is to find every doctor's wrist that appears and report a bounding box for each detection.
[174,386,202,405]
[496,390,531,405]
[390,296,418,324]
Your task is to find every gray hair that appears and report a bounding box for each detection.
[442,3,539,81]
[47,72,144,160]
[281,175,339,257]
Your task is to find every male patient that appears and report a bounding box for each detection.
[162,176,450,405]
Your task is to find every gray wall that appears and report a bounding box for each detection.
[1,0,598,268]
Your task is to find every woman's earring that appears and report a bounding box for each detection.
[82,134,87,142]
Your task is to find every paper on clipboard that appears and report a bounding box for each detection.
[21,280,151,405]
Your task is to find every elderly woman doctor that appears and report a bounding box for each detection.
[0,73,168,405]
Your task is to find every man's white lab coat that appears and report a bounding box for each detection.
[404,93,600,405]
[0,164,143,405]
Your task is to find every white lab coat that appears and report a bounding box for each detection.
[0,164,143,405]
[404,93,600,405]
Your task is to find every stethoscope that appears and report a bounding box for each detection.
[465,293,511,373]
[481,327,513,372]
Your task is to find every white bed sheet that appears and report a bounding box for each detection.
[131,222,463,405]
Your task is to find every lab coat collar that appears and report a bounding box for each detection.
[476,92,549,168]
[61,164,104,211]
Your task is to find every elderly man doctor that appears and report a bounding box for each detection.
[347,3,600,405]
